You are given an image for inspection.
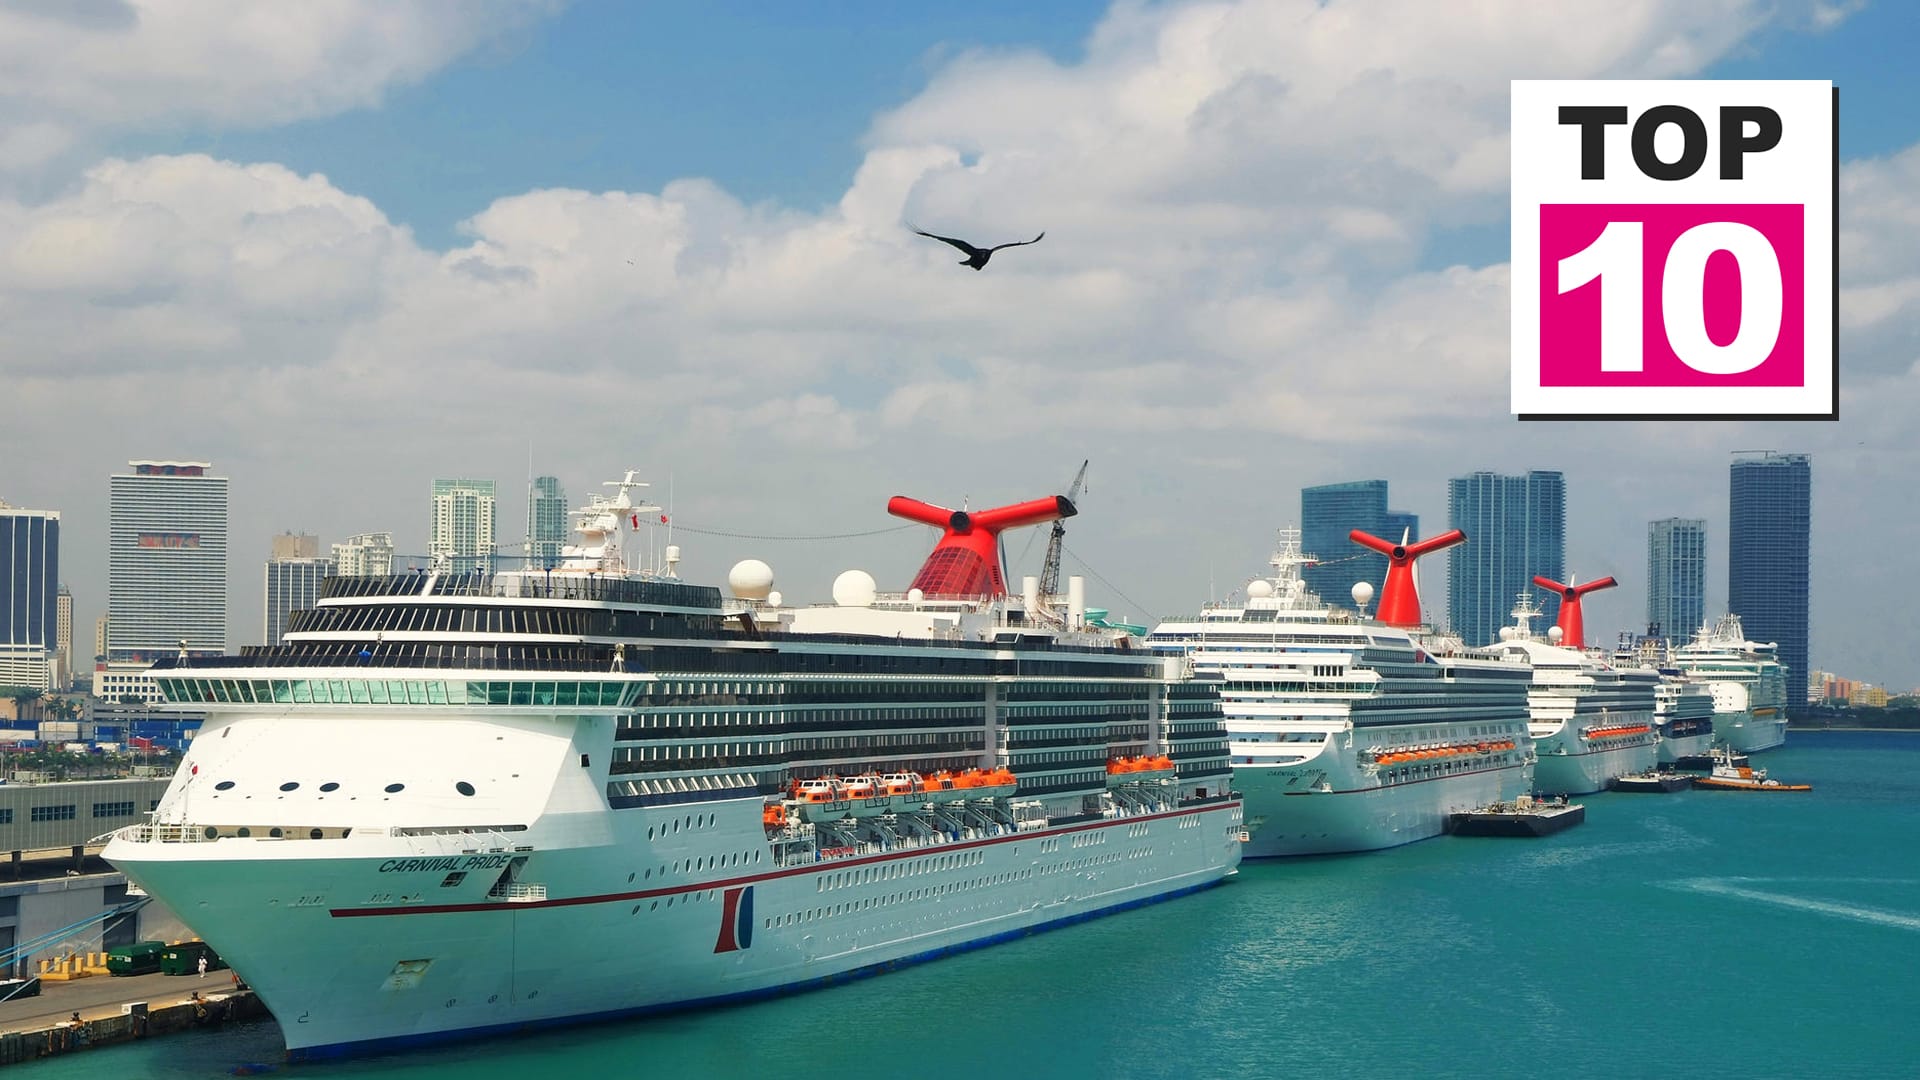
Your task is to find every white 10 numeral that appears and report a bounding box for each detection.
[1557,220,1783,375]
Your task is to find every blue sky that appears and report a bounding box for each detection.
[5,0,1919,688]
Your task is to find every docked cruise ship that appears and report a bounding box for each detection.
[1486,585,1658,796]
[103,477,1242,1059]
[1613,633,1718,765]
[1669,615,1790,752]
[1146,528,1534,857]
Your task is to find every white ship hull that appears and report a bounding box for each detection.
[1655,728,1715,765]
[1233,729,1532,857]
[1530,736,1659,795]
[109,794,1241,1058]
[1715,710,1788,753]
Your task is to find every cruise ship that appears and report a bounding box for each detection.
[1146,528,1534,857]
[1487,583,1658,796]
[103,476,1243,1060]
[1612,632,1718,765]
[1669,615,1790,752]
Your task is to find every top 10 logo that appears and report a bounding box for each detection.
[1511,81,1836,419]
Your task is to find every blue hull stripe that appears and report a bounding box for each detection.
[286,876,1230,1062]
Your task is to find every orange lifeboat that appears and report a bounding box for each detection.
[763,803,788,828]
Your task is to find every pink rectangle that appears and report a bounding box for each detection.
[1539,203,1804,387]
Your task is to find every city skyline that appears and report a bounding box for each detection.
[1729,452,1814,711]
[1,3,1916,686]
[1647,518,1708,644]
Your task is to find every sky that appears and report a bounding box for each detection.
[2,0,1915,689]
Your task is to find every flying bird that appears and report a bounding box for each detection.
[908,223,1045,270]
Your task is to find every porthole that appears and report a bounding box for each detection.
[309,828,324,840]
[237,827,251,838]
[203,826,218,840]
[269,828,284,838]
[319,782,340,792]
[279,782,299,792]
[455,782,476,797]
[384,783,405,794]
[214,781,236,791]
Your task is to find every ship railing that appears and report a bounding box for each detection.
[114,822,219,844]
[486,882,548,902]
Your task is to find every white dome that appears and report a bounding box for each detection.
[1547,625,1564,642]
[766,590,783,608]
[1499,626,1518,641]
[1350,581,1375,607]
[907,588,925,604]
[1246,580,1276,599]
[832,569,878,608]
[727,559,775,600]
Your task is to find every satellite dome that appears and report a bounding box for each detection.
[1499,625,1518,641]
[907,588,925,604]
[1246,580,1276,599]
[727,559,775,600]
[832,569,878,608]
[766,590,783,608]
[1547,625,1564,642]
[1350,581,1375,608]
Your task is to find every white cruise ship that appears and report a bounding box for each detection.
[1146,528,1534,857]
[1669,615,1790,752]
[1611,633,1719,765]
[1486,589,1659,796]
[103,476,1242,1060]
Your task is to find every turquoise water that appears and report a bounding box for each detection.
[36,730,1919,1079]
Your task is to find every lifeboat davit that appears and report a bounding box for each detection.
[791,778,851,823]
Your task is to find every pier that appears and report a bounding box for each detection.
[0,968,265,1066]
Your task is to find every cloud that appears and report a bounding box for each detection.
[0,0,1907,685]
[0,0,554,174]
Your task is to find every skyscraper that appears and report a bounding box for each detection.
[1729,451,1811,711]
[0,498,60,690]
[331,532,395,577]
[264,533,332,645]
[108,461,229,662]
[1446,470,1565,647]
[1299,480,1419,603]
[1647,518,1706,642]
[55,584,72,690]
[430,479,496,572]
[527,475,569,569]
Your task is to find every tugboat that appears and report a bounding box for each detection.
[1690,745,1811,792]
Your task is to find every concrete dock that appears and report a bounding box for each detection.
[0,968,268,1066]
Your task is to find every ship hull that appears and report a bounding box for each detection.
[1234,745,1531,857]
[1715,710,1788,753]
[1655,728,1715,766]
[107,795,1242,1058]
[1530,737,1659,796]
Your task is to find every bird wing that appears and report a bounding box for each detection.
[907,223,985,257]
[987,232,1045,253]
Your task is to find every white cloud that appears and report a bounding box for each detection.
[0,0,553,173]
[0,0,1907,685]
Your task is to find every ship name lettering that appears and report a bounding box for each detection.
[377,854,513,874]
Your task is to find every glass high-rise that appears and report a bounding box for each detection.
[1299,481,1418,604]
[0,498,61,689]
[1729,452,1811,711]
[430,479,496,573]
[332,532,395,577]
[527,476,569,569]
[264,533,332,645]
[1446,470,1565,646]
[1647,518,1706,642]
[108,461,229,663]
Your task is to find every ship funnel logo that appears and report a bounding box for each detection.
[714,885,754,953]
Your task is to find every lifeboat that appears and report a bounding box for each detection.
[879,772,924,810]
[922,771,971,803]
[841,775,891,817]
[791,778,851,823]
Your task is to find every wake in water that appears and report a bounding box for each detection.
[1671,877,1920,932]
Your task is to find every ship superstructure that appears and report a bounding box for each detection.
[1147,528,1534,857]
[1669,615,1790,752]
[104,476,1242,1060]
[1613,632,1718,765]
[1486,588,1659,796]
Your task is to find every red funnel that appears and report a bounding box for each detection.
[1532,575,1617,649]
[888,494,1076,597]
[1349,529,1466,628]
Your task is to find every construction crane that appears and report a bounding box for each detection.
[1037,460,1088,605]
